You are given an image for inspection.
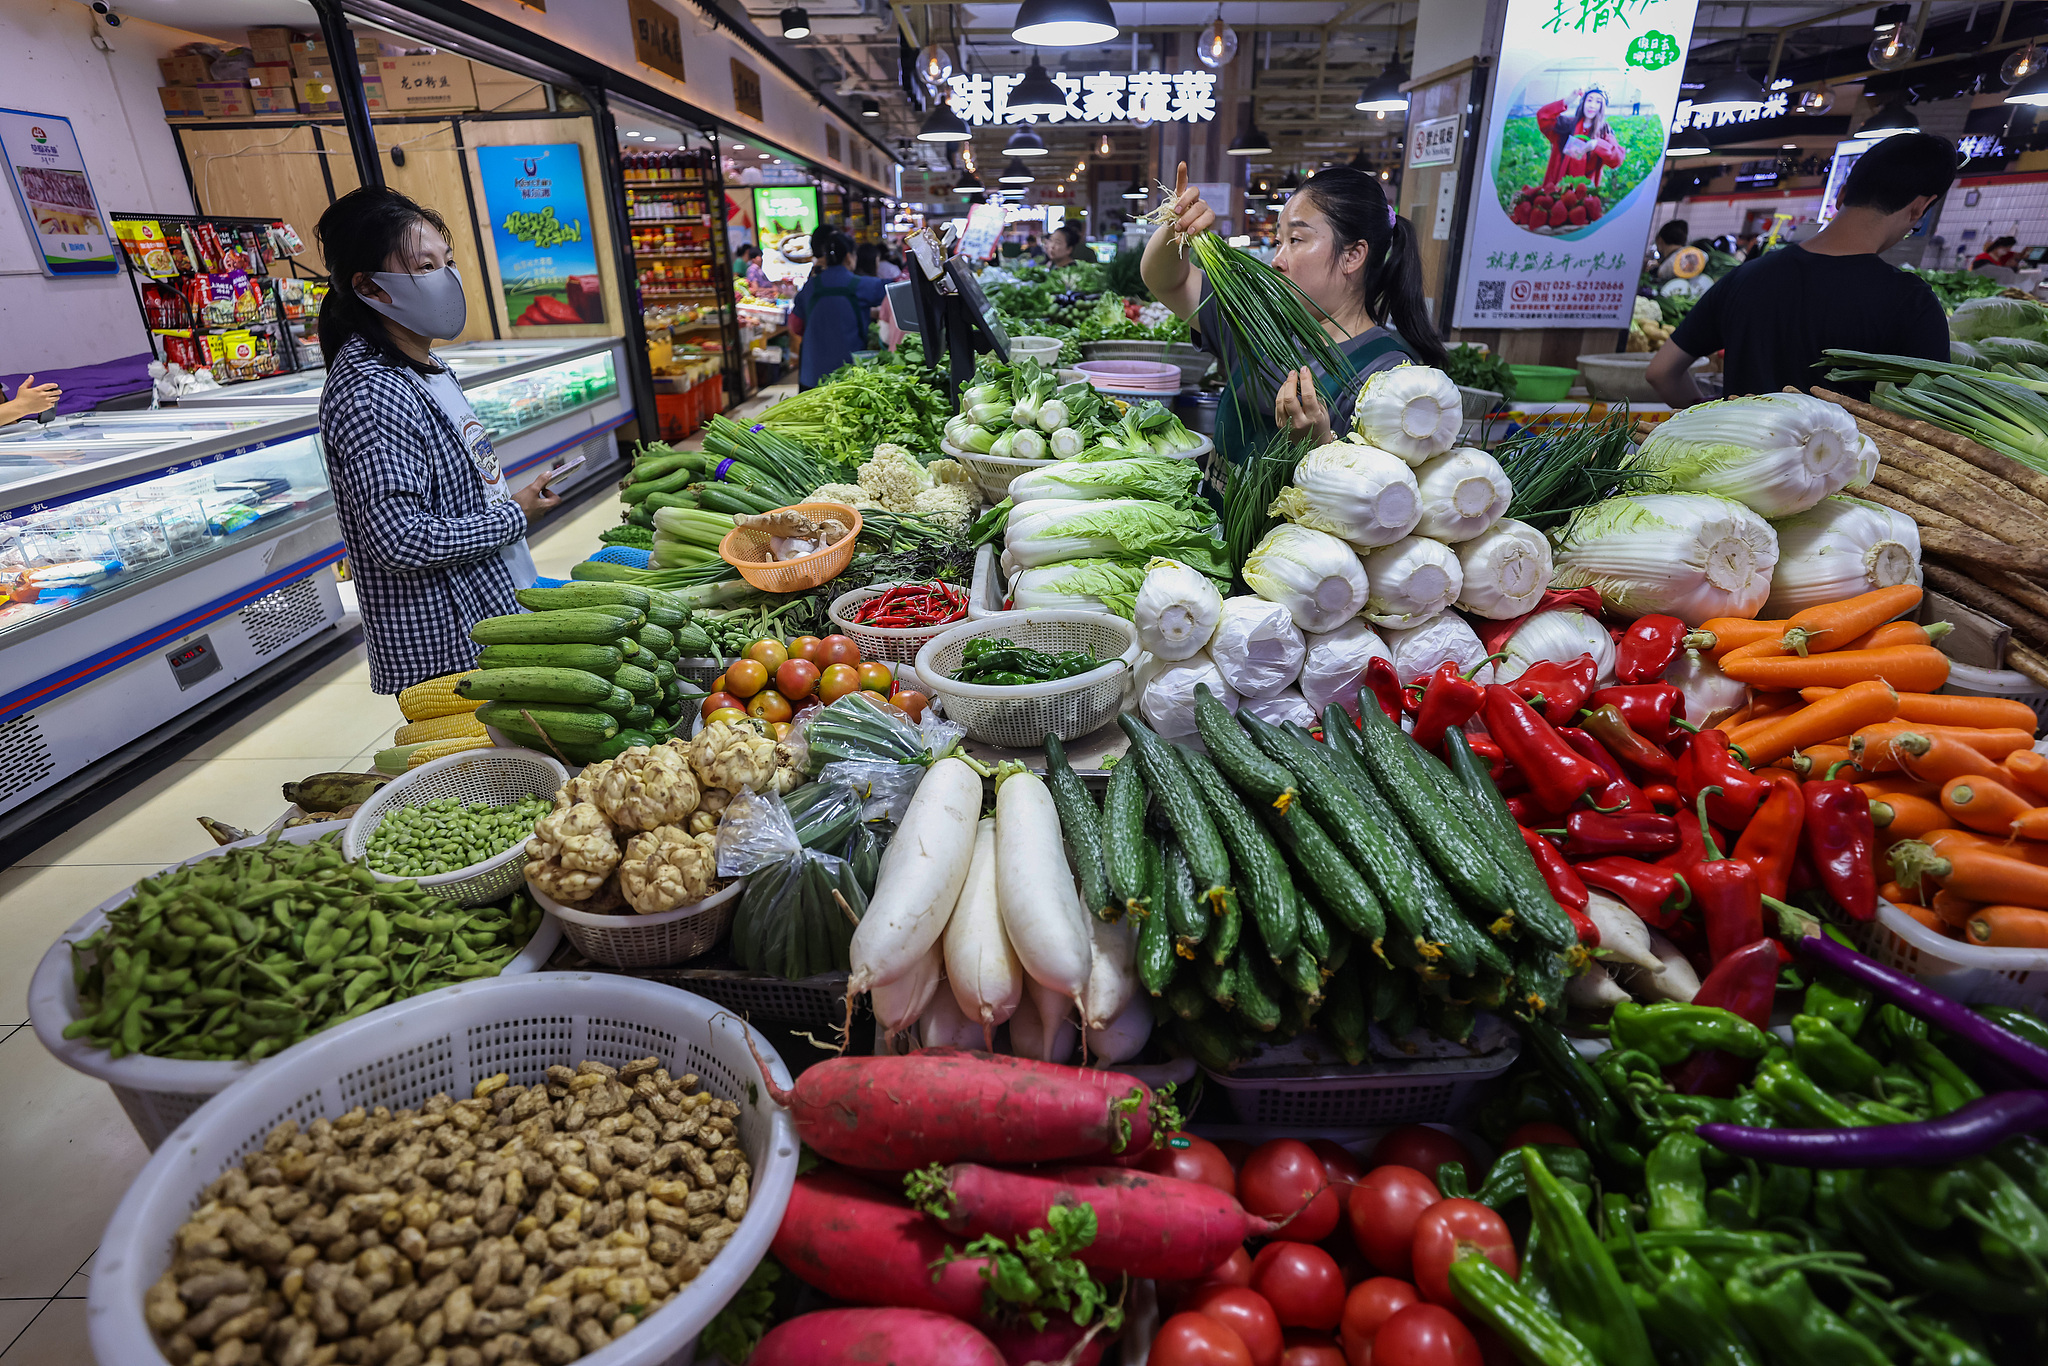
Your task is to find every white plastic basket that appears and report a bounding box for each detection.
[344,745,568,906]
[26,826,561,1150]
[942,437,1055,502]
[533,876,748,969]
[1943,659,2048,732]
[829,580,972,664]
[1203,1044,1521,1128]
[914,612,1139,749]
[1851,899,2048,1010]
[970,544,1010,620]
[88,974,799,1366]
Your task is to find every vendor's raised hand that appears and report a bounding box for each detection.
[1275,367,1331,446]
[1168,162,1216,239]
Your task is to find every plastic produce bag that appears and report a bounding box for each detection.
[1298,617,1394,714]
[1241,687,1317,729]
[1382,612,1494,686]
[816,761,924,827]
[782,780,864,851]
[798,692,965,772]
[1208,596,1308,700]
[717,787,869,980]
[842,821,888,896]
[715,788,803,878]
[1138,652,1238,738]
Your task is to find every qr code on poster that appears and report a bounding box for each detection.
[1477,279,1506,310]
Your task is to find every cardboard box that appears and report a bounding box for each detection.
[197,82,253,119]
[293,49,374,79]
[246,63,293,91]
[157,85,205,116]
[250,83,297,115]
[379,54,476,111]
[246,26,298,64]
[158,54,210,86]
[295,75,340,115]
[362,77,386,112]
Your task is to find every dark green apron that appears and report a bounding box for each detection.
[1213,329,1416,467]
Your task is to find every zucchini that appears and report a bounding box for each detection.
[1164,976,1209,1021]
[1137,843,1176,996]
[671,624,714,656]
[1044,736,1112,920]
[1324,960,1369,1064]
[614,664,660,699]
[516,583,650,612]
[476,643,623,675]
[1117,715,1231,910]
[1159,844,1206,950]
[637,622,676,655]
[1232,946,1283,1032]
[470,610,634,646]
[456,667,615,705]
[620,638,641,658]
[476,701,619,745]
[595,686,638,718]
[1193,686,1298,810]
[1101,756,1149,920]
[1442,732,1578,952]
[1177,748,1300,964]
[1346,703,1513,921]
[622,703,656,730]
[620,467,694,503]
[653,659,676,687]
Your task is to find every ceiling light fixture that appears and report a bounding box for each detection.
[1355,60,1408,112]
[1861,101,1921,135]
[779,6,810,39]
[998,158,1036,183]
[1794,86,1834,113]
[1123,178,1148,199]
[917,97,972,141]
[1012,0,1117,46]
[1198,5,1238,68]
[1225,108,1272,156]
[860,97,880,118]
[956,167,984,193]
[1097,132,1112,156]
[1868,4,1918,70]
[916,44,954,88]
[1008,58,1069,115]
[1006,126,1049,157]
[2009,62,2048,104]
[2004,41,2045,86]
[1666,127,1712,157]
[1692,69,1768,116]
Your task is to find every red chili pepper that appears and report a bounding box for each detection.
[1802,775,1879,922]
[1519,825,1590,912]
[1506,792,1570,826]
[1360,657,1404,727]
[1482,685,1606,812]
[1675,729,1767,830]
[1615,615,1716,685]
[1578,703,1679,783]
[1689,787,1764,964]
[1560,726,1649,813]
[1641,782,1682,810]
[1505,654,1602,724]
[1411,662,1488,753]
[1733,771,1805,902]
[1539,809,1681,859]
[1576,856,1691,929]
[1588,684,1687,746]
[1666,937,1782,1096]
[1466,734,1507,780]
[1566,903,1601,948]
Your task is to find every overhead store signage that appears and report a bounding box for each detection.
[1669,78,1791,131]
[944,70,1219,124]
[732,59,764,121]
[629,0,686,83]
[1452,0,1702,329]
[0,109,115,277]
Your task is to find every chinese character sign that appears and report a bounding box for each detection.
[476,144,605,326]
[944,69,1218,124]
[0,109,115,277]
[1453,0,1700,329]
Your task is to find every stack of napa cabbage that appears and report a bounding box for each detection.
[996,457,1231,615]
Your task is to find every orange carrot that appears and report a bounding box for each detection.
[1967,905,2048,946]
[1733,680,1898,765]
[2005,750,2048,804]
[1918,828,2048,865]
[1880,878,1925,906]
[1942,775,2036,835]
[1777,744,1853,780]
[1871,792,1952,841]
[1841,620,1948,651]
[1857,720,2036,759]
[1799,688,2037,731]
[1897,900,1949,933]
[1700,617,1788,662]
[1711,703,1754,733]
[1781,584,1925,655]
[1895,731,2011,785]
[1720,638,1791,669]
[1857,776,1941,800]
[1917,842,2048,906]
[1931,888,1982,928]
[2013,807,2048,841]
[1721,645,1950,693]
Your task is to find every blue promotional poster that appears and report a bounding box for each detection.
[475,143,605,326]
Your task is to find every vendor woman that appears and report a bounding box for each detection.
[1141,161,1448,454]
[317,186,563,695]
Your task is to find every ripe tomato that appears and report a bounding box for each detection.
[788,635,824,663]
[890,688,929,722]
[1153,1313,1253,1366]
[1250,1243,1345,1331]
[1280,1331,1348,1366]
[818,633,861,666]
[706,707,748,727]
[1338,1278,1418,1365]
[770,721,791,740]
[1239,1139,1339,1244]
[1369,1305,1480,1366]
[699,690,744,720]
[1141,1133,1238,1199]
[1196,1246,1255,1291]
[1344,1166,1440,1277]
[1188,1288,1283,1366]
[857,660,894,692]
[747,689,793,723]
[818,663,862,704]
[1310,1139,1366,1189]
[1217,1139,1253,1170]
[775,659,821,701]
[745,639,789,672]
[1408,1201,1515,1308]
[709,671,728,693]
[1502,1122,1580,1151]
[859,688,893,708]
[1368,1127,1475,1185]
[724,658,768,699]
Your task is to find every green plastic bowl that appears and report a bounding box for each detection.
[1508,364,1579,402]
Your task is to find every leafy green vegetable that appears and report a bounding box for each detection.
[599,523,655,548]
[932,1199,1124,1332]
[1103,247,1150,301]
[755,360,949,462]
[699,1259,781,1362]
[1443,343,1514,397]
[1906,265,2009,312]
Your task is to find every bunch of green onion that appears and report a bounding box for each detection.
[1223,429,1313,589]
[1496,407,1660,528]
[700,416,831,503]
[1823,349,2048,472]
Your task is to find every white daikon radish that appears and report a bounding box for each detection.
[871,941,943,1044]
[918,980,987,1050]
[1566,958,1630,1011]
[944,817,1024,1048]
[1084,992,1153,1066]
[846,757,982,1010]
[1014,977,1081,1063]
[1641,928,1701,1003]
[1082,915,1139,1033]
[1582,890,1661,972]
[994,765,1093,1022]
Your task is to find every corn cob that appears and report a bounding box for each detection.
[396,672,486,721]
[405,736,495,768]
[394,712,488,745]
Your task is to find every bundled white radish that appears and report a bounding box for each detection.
[1581,891,1661,972]
[1084,993,1153,1066]
[1412,448,1512,542]
[1243,524,1371,633]
[1642,929,1702,1003]
[918,978,987,1049]
[1267,440,1421,549]
[1383,612,1493,685]
[1134,557,1224,661]
[1567,959,1630,1010]
[1298,618,1394,714]
[1138,652,1238,738]
[1497,607,1616,685]
[1242,688,1318,728]
[1362,535,1464,629]
[944,817,1024,1048]
[846,757,981,1010]
[1209,596,1307,700]
[1457,519,1552,619]
[871,941,943,1045]
[993,765,1093,1045]
[1083,915,1138,1034]
[1011,980,1079,1063]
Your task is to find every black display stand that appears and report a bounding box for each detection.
[906,237,1011,408]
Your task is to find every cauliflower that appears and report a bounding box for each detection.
[616,824,721,913]
[911,483,976,537]
[926,458,973,488]
[812,482,880,511]
[589,743,699,831]
[857,444,934,514]
[524,800,622,903]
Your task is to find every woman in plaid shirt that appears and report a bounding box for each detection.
[316,188,563,694]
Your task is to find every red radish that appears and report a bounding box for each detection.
[749,1043,1166,1170]
[754,1308,1007,1365]
[922,1164,1285,1280]
[986,1318,1111,1366]
[772,1171,993,1320]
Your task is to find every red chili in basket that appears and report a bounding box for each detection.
[849,581,968,628]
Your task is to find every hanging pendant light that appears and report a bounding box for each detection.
[1355,62,1409,112]
[1013,0,1118,47]
[1861,101,1920,136]
[1868,5,1918,70]
[1009,58,1069,116]
[1225,109,1272,156]
[999,159,1037,183]
[1097,132,1113,156]
[916,44,954,88]
[1198,6,1239,68]
[1666,127,1713,157]
[2010,64,2048,105]
[779,7,811,39]
[1793,85,1834,114]
[859,96,880,118]
[1122,178,1149,200]
[956,167,985,194]
[1006,126,1050,157]
[2005,42,2047,87]
[917,97,972,142]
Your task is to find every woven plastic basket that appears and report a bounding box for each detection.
[942,437,1054,502]
[914,612,1139,748]
[533,877,747,968]
[88,974,799,1366]
[1204,1044,1521,1128]
[830,580,973,663]
[343,746,568,906]
[640,967,853,1028]
[718,501,861,592]
[1851,899,2048,1010]
[26,826,560,1151]
[1944,659,2048,732]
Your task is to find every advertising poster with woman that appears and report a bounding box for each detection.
[1453,0,1700,328]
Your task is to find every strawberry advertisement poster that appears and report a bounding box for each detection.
[476,143,605,327]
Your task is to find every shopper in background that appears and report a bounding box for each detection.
[1649,217,1690,266]
[1647,132,1955,407]
[1023,233,1048,263]
[0,374,60,427]
[739,242,773,290]
[1046,222,1085,268]
[790,226,885,389]
[1973,234,2020,270]
[1143,159,1447,454]
[315,186,561,696]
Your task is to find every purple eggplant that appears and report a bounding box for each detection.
[1699,1091,2048,1167]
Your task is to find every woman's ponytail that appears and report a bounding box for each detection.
[1300,167,1448,369]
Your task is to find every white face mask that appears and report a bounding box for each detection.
[358,263,468,340]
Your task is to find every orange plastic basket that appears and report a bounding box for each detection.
[718,501,862,592]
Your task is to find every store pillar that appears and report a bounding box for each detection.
[587,85,661,445]
[311,0,384,192]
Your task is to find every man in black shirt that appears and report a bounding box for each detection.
[1648,132,1956,406]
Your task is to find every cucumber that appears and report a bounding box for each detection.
[671,624,714,656]
[643,601,685,630]
[1159,844,1206,950]
[1324,961,1369,1064]
[516,583,650,612]
[1255,797,1387,944]
[1295,889,1332,962]
[614,664,660,698]
[1164,976,1209,1022]
[1101,757,1149,920]
[1044,736,1111,920]
[620,638,641,658]
[1346,702,1514,921]
[1364,952,1406,1021]
[1443,732,1578,952]
[622,703,656,730]
[1424,995,1477,1043]
[1512,950,1571,1021]
[595,686,638,718]
[1193,686,1298,810]
[470,610,634,646]
[456,667,615,705]
[1117,715,1231,911]
[476,702,619,745]
[1136,843,1175,996]
[587,729,657,760]
[1198,956,1237,1009]
[476,643,623,675]
[1177,748,1300,964]
[1278,944,1323,1003]
[638,622,676,655]
[651,659,676,688]
[1176,1012,1241,1072]
[1209,886,1243,968]
[1232,947,1283,1032]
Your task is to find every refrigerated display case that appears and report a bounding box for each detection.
[174,338,633,498]
[0,406,348,829]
